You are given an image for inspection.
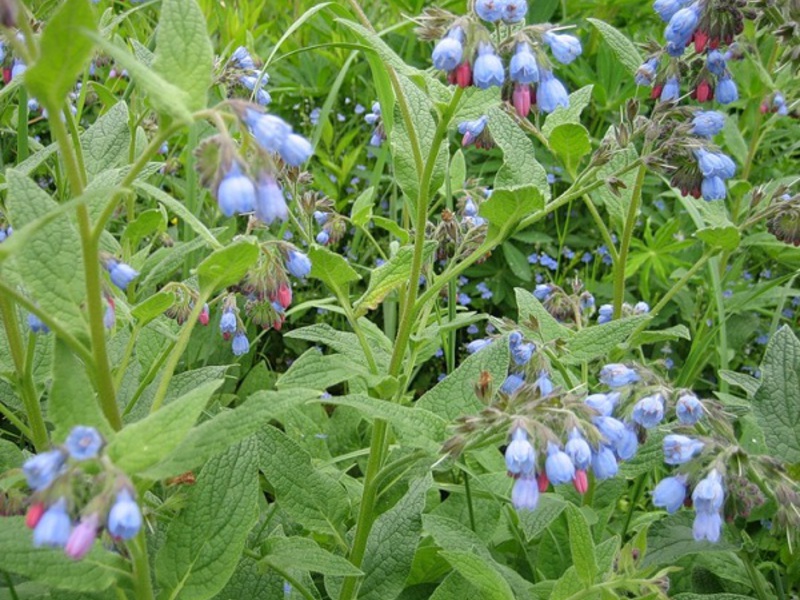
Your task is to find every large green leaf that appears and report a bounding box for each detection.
[587,19,642,75]
[260,537,362,577]
[309,245,361,299]
[565,504,597,586]
[80,101,131,179]
[197,239,259,293]
[156,438,259,600]
[563,315,650,363]
[439,551,514,600]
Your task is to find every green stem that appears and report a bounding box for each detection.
[742,550,772,600]
[64,102,87,191]
[46,100,84,196]
[17,88,29,162]
[709,255,730,390]
[0,295,48,450]
[462,467,477,532]
[621,473,646,540]
[183,124,199,278]
[129,531,155,600]
[76,204,122,431]
[337,419,388,600]
[581,194,619,262]
[149,291,210,413]
[612,162,647,319]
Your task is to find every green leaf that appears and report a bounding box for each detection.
[721,115,748,166]
[417,336,509,420]
[143,389,320,480]
[549,123,591,172]
[80,101,131,179]
[549,566,583,600]
[372,215,410,243]
[309,245,361,298]
[24,0,96,109]
[277,349,370,390]
[632,324,691,346]
[260,537,362,576]
[488,106,550,201]
[501,242,532,282]
[439,551,514,600]
[257,426,349,536]
[595,535,620,576]
[122,209,167,249]
[591,132,639,233]
[696,225,740,251]
[542,86,594,137]
[358,476,431,600]
[587,19,642,75]
[620,430,666,478]
[156,438,259,600]
[751,325,800,463]
[563,315,650,363]
[449,149,466,192]
[642,512,737,567]
[718,370,759,397]
[285,323,390,371]
[518,494,567,540]
[48,339,111,440]
[480,186,545,239]
[351,186,376,227]
[355,242,437,316]
[0,518,125,592]
[515,288,573,344]
[197,239,259,293]
[106,379,222,474]
[130,291,176,327]
[672,594,759,600]
[323,394,447,451]
[565,504,597,586]
[153,0,214,112]
[134,182,222,249]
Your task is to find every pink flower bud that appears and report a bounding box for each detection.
[537,470,550,493]
[573,469,589,495]
[26,502,45,529]
[65,513,100,560]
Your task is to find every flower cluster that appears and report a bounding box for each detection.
[636,0,753,105]
[229,46,271,106]
[161,283,210,326]
[423,1,582,115]
[597,299,650,324]
[22,426,142,560]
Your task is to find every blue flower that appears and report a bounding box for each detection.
[543,31,582,65]
[511,342,535,365]
[502,0,528,23]
[633,301,650,315]
[108,261,139,291]
[676,393,704,424]
[594,416,627,447]
[695,149,735,179]
[505,427,536,475]
[692,469,724,513]
[664,4,700,47]
[27,313,50,334]
[715,75,738,105]
[545,442,575,485]
[663,434,704,465]
[691,111,725,137]
[23,450,66,491]
[693,511,722,542]
[537,70,569,114]
[652,475,687,513]
[508,331,523,347]
[701,176,726,201]
[632,394,665,428]
[432,28,464,72]
[475,0,506,22]
[65,426,103,461]
[616,425,639,460]
[534,371,554,395]
[473,44,504,89]
[316,230,330,245]
[599,364,639,387]
[232,332,250,356]
[107,489,142,540]
[512,475,539,510]
[255,177,288,224]
[565,429,592,469]
[585,392,619,416]
[580,293,595,313]
[245,110,291,153]
[533,283,553,301]
[591,446,619,480]
[33,498,71,548]
[509,43,539,84]
[217,162,256,217]
[706,50,727,76]
[653,0,690,22]
[501,374,525,394]
[231,46,255,69]
[219,309,237,336]
[467,338,492,354]
[597,304,613,324]
[660,77,680,102]
[458,115,488,145]
[279,133,313,167]
[286,250,312,279]
[635,57,659,86]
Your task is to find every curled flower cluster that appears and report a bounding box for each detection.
[597,300,650,324]
[229,46,271,106]
[22,426,143,560]
[424,2,582,115]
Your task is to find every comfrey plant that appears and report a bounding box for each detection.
[0,0,798,598]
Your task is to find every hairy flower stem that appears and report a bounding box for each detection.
[129,530,155,600]
[612,161,648,319]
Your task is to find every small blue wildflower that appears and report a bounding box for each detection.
[107,489,142,540]
[316,230,330,245]
[539,253,558,270]
[664,4,700,47]
[245,109,290,153]
[33,498,71,548]
[594,416,627,446]
[467,324,479,335]
[217,162,256,217]
[635,57,659,85]
[633,301,650,315]
[663,434,704,465]
[501,374,525,395]
[23,450,66,491]
[231,46,255,69]
[255,177,288,224]
[458,115,489,146]
[565,429,592,470]
[543,31,582,65]
[309,107,321,125]
[676,393,704,424]
[509,43,539,84]
[693,469,724,513]
[476,282,493,299]
[581,252,593,264]
[65,426,103,461]
[537,70,569,114]
[715,75,738,105]
[511,342,535,366]
[580,293,595,313]
[502,0,528,23]
[660,77,680,102]
[616,425,639,460]
[505,427,536,475]
[693,511,722,542]
[313,211,328,226]
[473,44,505,89]
[232,332,250,356]
[654,0,690,22]
[527,252,539,264]
[432,27,464,72]
[286,250,312,278]
[467,338,492,354]
[597,305,614,325]
[585,392,619,416]
[652,475,687,513]
[632,394,665,428]
[691,110,725,137]
[591,446,619,480]
[533,283,553,301]
[512,475,539,510]
[108,261,139,291]
[599,364,639,387]
[279,133,313,167]
[27,313,50,334]
[534,371,554,395]
[545,442,575,485]
[705,50,727,76]
[475,0,506,22]
[457,292,471,306]
[508,331,523,347]
[701,176,727,201]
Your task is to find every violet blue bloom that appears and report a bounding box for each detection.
[217,162,256,217]
[599,364,639,387]
[23,450,66,492]
[501,374,525,395]
[692,469,724,513]
[108,261,139,291]
[232,332,250,356]
[715,75,738,105]
[663,434,704,465]
[33,498,71,548]
[652,475,687,513]
[691,110,725,137]
[537,70,569,113]
[676,393,704,425]
[512,474,539,510]
[108,489,142,540]
[584,392,619,417]
[505,427,536,475]
[509,43,539,84]
[475,0,506,22]
[65,426,103,461]
[543,31,582,65]
[473,44,505,89]
[286,250,312,279]
[432,28,464,72]
[565,429,592,469]
[632,394,665,428]
[693,510,722,542]
[255,177,288,224]
[545,442,575,484]
[591,446,619,480]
